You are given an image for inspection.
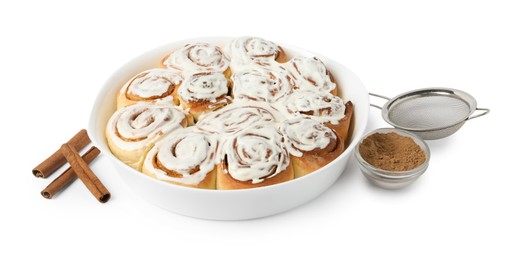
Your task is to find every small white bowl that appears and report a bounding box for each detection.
[87,37,370,220]
[355,128,430,189]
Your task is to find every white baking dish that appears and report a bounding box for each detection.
[87,37,369,220]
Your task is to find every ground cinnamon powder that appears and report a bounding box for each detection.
[358,132,426,171]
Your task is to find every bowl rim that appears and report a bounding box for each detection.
[88,36,370,193]
[354,127,430,179]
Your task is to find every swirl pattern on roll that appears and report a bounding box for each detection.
[163,43,229,74]
[107,103,188,150]
[287,56,336,93]
[279,90,346,125]
[228,36,283,70]
[121,68,182,102]
[196,102,279,134]
[219,124,290,184]
[232,64,294,102]
[143,128,218,185]
[178,72,228,103]
[279,117,337,157]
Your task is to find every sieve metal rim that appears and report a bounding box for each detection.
[371,88,489,132]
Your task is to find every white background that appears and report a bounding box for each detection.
[1,0,526,259]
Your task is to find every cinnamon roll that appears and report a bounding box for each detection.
[196,101,279,135]
[231,63,295,102]
[162,42,231,77]
[177,72,231,120]
[142,128,217,189]
[279,117,344,178]
[117,68,182,108]
[278,90,354,141]
[216,124,293,190]
[287,56,337,95]
[106,103,193,170]
[227,36,288,71]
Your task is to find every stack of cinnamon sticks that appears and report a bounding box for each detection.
[34,129,110,203]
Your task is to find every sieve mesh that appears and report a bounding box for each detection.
[387,94,471,130]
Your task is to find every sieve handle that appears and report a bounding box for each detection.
[466,107,490,121]
[369,93,390,110]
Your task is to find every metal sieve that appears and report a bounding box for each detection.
[370,88,489,140]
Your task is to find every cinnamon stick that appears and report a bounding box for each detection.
[41,146,100,199]
[60,143,110,203]
[33,129,91,178]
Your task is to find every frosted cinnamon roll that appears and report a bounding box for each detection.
[196,101,279,135]
[216,124,293,190]
[177,72,231,120]
[117,68,182,108]
[279,117,345,178]
[227,36,288,71]
[162,42,230,77]
[142,128,218,189]
[106,103,193,170]
[287,56,337,95]
[231,64,294,102]
[277,90,354,141]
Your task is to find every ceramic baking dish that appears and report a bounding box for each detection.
[87,37,369,220]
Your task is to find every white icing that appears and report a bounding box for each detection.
[163,43,229,74]
[143,127,218,185]
[178,72,228,102]
[231,63,294,102]
[196,101,282,135]
[121,68,182,100]
[227,36,281,71]
[106,103,187,151]
[276,90,346,125]
[152,95,175,106]
[219,124,289,184]
[279,117,336,157]
[286,56,336,93]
